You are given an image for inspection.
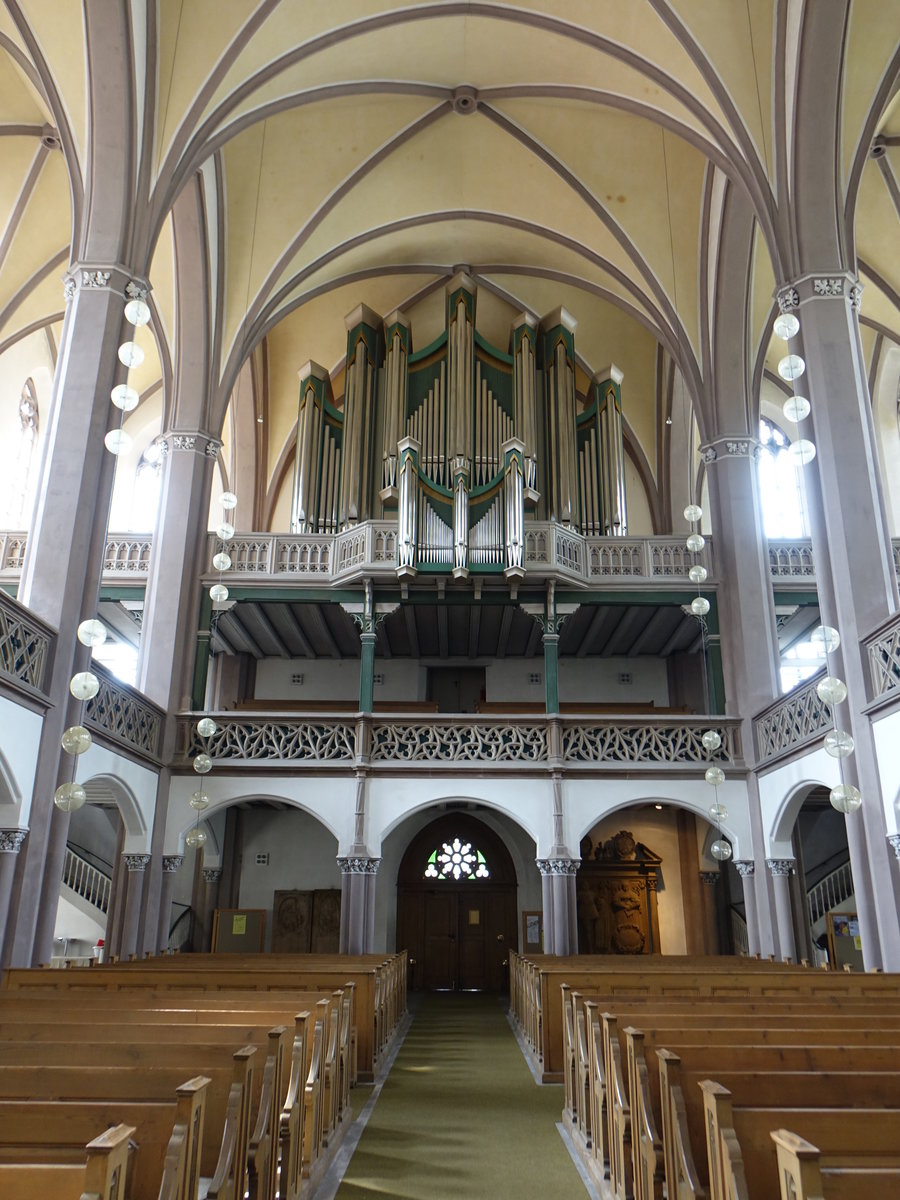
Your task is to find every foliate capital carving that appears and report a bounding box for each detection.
[734,860,755,878]
[887,835,900,862]
[125,280,150,303]
[766,858,795,877]
[776,272,861,310]
[162,855,184,874]
[536,857,580,876]
[337,856,381,874]
[82,269,111,289]
[700,437,762,465]
[699,871,720,886]
[0,828,27,853]
[162,431,223,459]
[63,275,77,302]
[124,852,151,872]
[202,867,222,883]
[776,285,799,312]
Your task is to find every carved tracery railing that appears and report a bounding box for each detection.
[84,662,163,760]
[0,588,54,696]
[177,713,741,771]
[561,720,735,765]
[186,719,356,763]
[753,670,832,764]
[864,612,900,700]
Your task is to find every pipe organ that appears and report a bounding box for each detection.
[292,362,342,534]
[290,274,629,578]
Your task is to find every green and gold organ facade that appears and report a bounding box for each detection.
[290,274,629,582]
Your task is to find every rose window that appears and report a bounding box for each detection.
[424,838,490,881]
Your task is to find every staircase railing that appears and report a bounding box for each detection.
[807,859,854,926]
[62,844,111,915]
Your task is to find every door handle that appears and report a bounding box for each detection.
[496,933,505,942]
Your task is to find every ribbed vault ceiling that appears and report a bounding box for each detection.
[0,2,898,534]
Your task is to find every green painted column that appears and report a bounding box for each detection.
[191,590,214,711]
[543,633,560,714]
[359,632,377,714]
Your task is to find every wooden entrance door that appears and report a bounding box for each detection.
[397,814,519,992]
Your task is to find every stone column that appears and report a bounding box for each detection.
[137,433,221,709]
[155,855,184,954]
[338,857,381,954]
[734,861,760,956]
[537,858,579,955]
[119,853,150,960]
[767,858,796,962]
[0,831,27,964]
[776,275,900,969]
[702,438,782,957]
[12,266,145,967]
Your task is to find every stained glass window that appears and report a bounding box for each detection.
[424,837,490,881]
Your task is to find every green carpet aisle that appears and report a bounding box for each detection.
[334,993,588,1198]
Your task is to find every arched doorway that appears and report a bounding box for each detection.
[397,813,518,992]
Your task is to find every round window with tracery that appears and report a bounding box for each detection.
[424,837,490,881]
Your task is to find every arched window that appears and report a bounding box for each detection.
[757,417,810,537]
[128,437,165,530]
[423,837,490,881]
[0,379,40,526]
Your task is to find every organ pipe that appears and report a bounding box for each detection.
[381,311,410,499]
[502,437,526,578]
[446,273,475,462]
[512,315,539,499]
[595,365,628,535]
[452,455,470,578]
[542,308,578,526]
[397,437,420,577]
[292,362,331,534]
[340,305,381,528]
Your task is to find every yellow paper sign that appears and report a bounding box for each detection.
[233,914,247,935]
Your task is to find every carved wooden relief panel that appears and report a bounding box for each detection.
[576,829,661,954]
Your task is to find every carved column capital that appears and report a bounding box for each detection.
[123,853,151,872]
[0,828,27,854]
[161,430,223,459]
[766,858,795,877]
[699,871,720,886]
[887,835,900,861]
[775,272,862,311]
[162,855,184,874]
[536,857,580,876]
[733,860,755,878]
[699,436,763,466]
[337,856,381,875]
[202,867,222,884]
[63,264,150,302]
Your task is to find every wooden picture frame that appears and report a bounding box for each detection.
[522,910,543,951]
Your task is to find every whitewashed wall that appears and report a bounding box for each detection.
[0,694,42,827]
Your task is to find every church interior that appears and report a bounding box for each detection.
[0,2,899,1197]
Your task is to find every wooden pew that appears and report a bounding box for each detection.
[0,1123,134,1200]
[702,1090,900,1200]
[553,976,900,1200]
[770,1128,900,1200]
[3,951,407,1082]
[0,1078,209,1200]
[513,952,900,1081]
